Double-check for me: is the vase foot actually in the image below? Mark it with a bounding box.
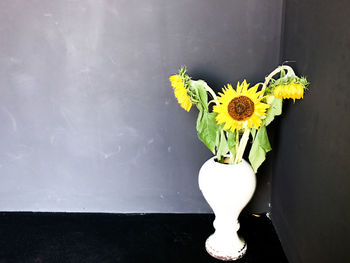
[205,235,247,261]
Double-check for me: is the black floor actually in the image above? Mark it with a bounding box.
[0,213,288,263]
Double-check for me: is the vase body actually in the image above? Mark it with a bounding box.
[198,157,256,261]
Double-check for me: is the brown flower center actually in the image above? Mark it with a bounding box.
[227,96,255,121]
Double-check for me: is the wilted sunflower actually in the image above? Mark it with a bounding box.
[274,82,304,101]
[272,76,308,101]
[213,80,269,132]
[169,74,192,112]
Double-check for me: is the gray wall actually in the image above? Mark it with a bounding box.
[0,0,283,213]
[272,0,350,262]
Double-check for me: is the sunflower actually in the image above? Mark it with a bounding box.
[169,74,192,112]
[273,82,304,101]
[213,80,269,132]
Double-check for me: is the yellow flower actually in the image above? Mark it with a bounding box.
[213,80,269,132]
[169,75,192,112]
[274,82,304,101]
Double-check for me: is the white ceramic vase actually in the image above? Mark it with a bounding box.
[198,156,256,261]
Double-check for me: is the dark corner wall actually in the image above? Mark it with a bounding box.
[0,0,283,213]
[272,0,350,262]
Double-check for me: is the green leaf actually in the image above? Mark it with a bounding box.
[257,125,272,152]
[250,128,257,140]
[226,130,237,162]
[248,125,272,173]
[196,105,204,130]
[227,130,236,151]
[191,80,210,112]
[264,97,283,126]
[216,131,229,161]
[196,111,218,154]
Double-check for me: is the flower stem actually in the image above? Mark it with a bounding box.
[234,129,250,164]
[204,85,218,104]
[260,65,296,97]
[235,130,239,161]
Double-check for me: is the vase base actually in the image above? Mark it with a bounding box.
[205,235,247,261]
